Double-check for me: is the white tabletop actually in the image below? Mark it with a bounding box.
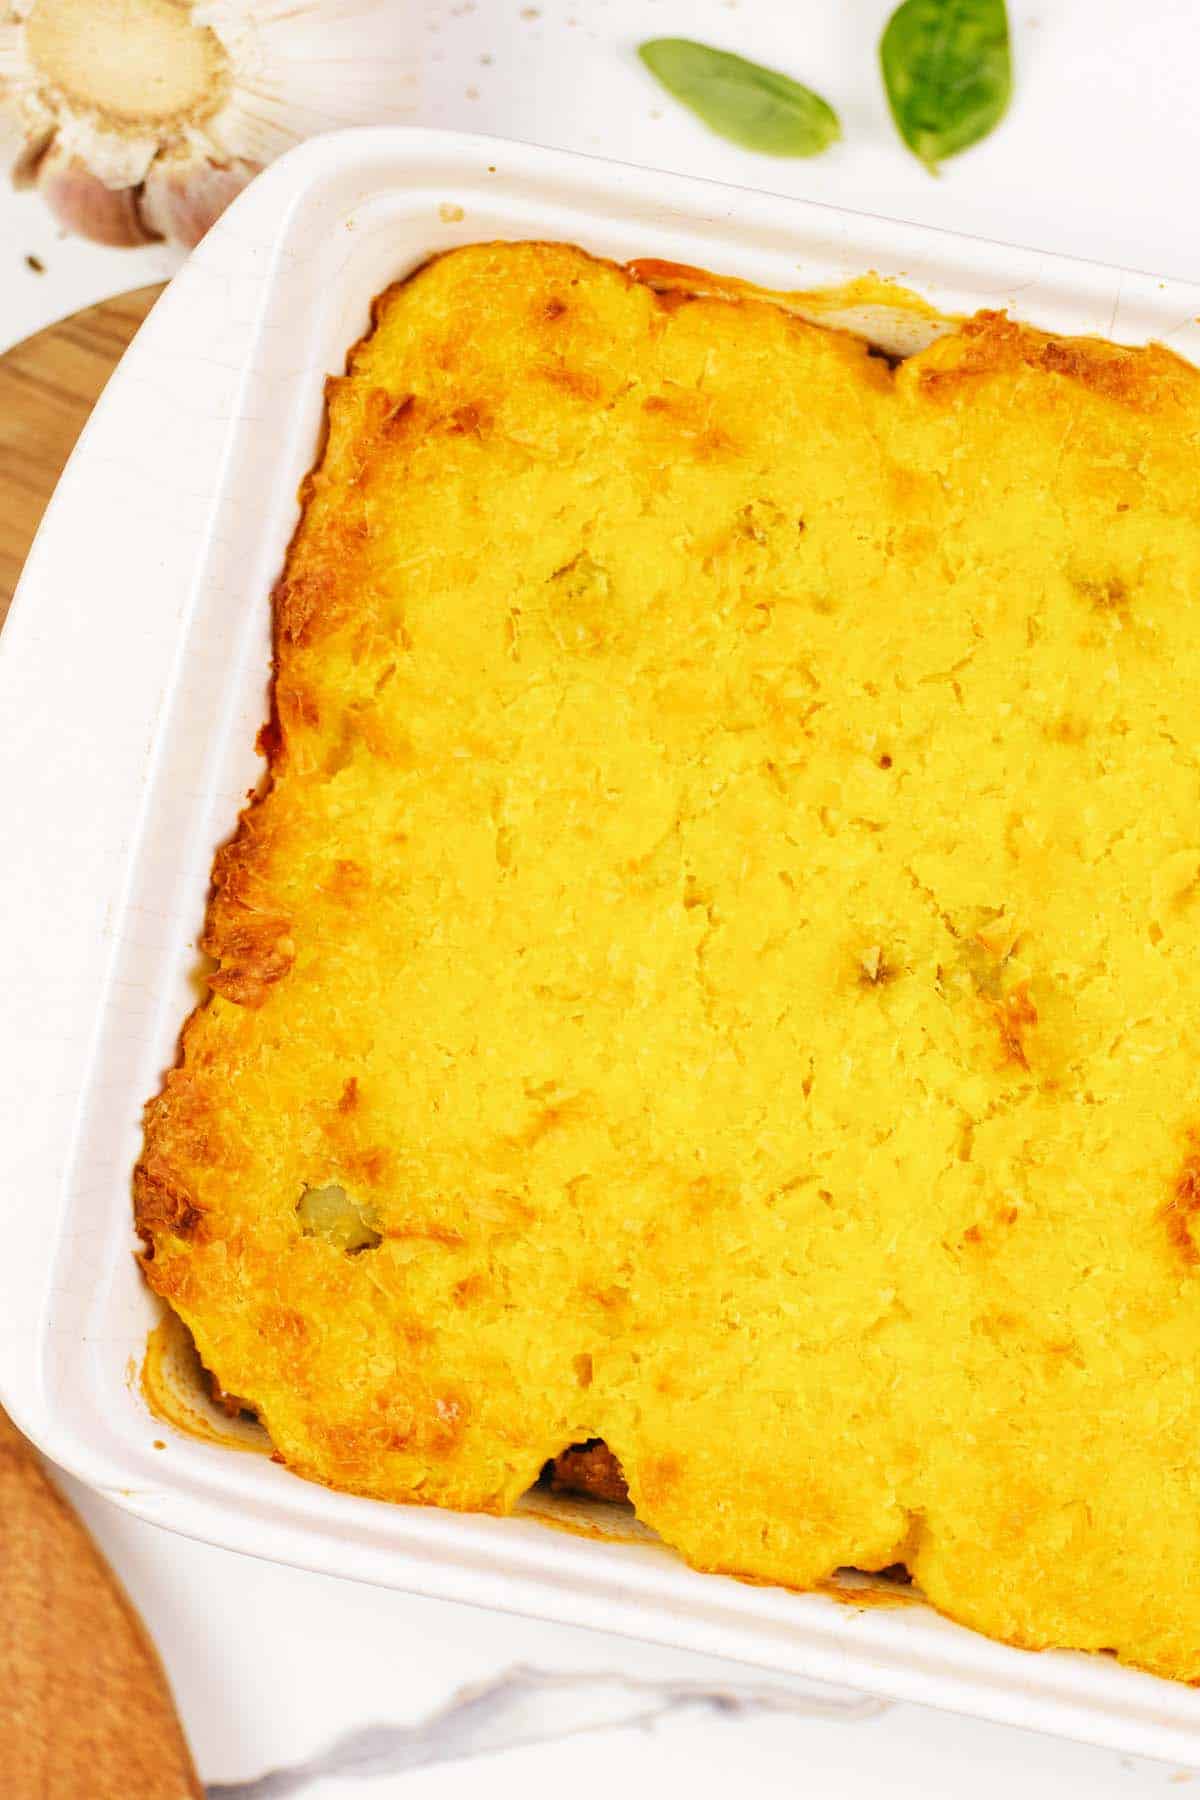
[11,1,1200,1791]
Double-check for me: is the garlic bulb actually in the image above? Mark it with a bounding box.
[0,0,418,248]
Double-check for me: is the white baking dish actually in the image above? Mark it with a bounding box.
[4,126,1200,1765]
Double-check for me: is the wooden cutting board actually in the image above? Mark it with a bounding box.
[0,285,200,1797]
[0,1410,201,1798]
[0,283,164,625]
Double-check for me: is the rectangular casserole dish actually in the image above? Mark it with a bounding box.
[4,125,1200,1763]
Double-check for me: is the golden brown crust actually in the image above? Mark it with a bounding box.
[914,307,1196,409]
[1163,1137,1200,1267]
[139,241,1200,1683]
[135,1067,220,1244]
[133,1159,205,1244]
[0,1409,202,1797]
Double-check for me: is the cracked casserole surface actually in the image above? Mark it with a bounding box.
[138,241,1200,1680]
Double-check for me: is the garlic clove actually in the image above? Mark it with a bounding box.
[2,0,419,248]
[194,0,419,166]
[0,16,47,183]
[36,143,160,246]
[9,124,53,188]
[139,150,259,248]
[24,0,232,133]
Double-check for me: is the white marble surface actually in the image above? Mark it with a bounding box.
[8,1,1200,1791]
[57,1471,1195,1796]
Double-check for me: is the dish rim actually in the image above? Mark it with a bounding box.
[4,125,1200,1764]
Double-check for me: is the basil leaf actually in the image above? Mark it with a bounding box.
[879,0,1011,171]
[638,38,840,158]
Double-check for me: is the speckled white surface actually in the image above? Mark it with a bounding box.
[5,4,1200,1793]
[7,0,1200,350]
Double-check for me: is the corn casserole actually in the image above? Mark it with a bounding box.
[137,241,1200,1681]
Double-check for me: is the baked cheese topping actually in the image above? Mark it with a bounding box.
[138,242,1200,1680]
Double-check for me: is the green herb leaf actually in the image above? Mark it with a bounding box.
[638,38,840,159]
[879,0,1011,172]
